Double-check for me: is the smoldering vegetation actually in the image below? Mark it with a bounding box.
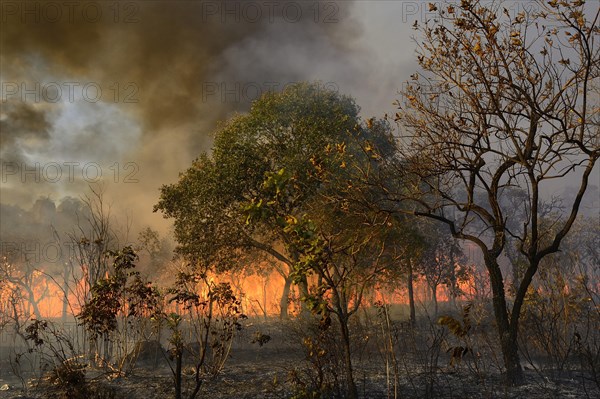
[0,172,598,399]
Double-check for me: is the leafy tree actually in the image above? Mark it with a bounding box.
[245,171,388,399]
[390,0,599,384]
[155,82,362,318]
[137,227,161,261]
[243,118,403,399]
[313,117,428,325]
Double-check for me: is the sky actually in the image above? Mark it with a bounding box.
[1,0,598,236]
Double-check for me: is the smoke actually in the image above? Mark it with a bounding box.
[1,0,405,234]
[0,101,52,163]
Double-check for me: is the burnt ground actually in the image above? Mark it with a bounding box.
[0,319,598,399]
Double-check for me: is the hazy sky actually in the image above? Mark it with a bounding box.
[1,0,598,234]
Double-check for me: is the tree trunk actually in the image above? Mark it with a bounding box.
[62,264,69,323]
[407,261,416,325]
[298,276,310,313]
[448,253,458,310]
[24,286,42,320]
[449,287,457,311]
[338,314,358,399]
[174,343,182,399]
[103,334,110,369]
[431,286,438,317]
[485,254,523,384]
[262,276,269,320]
[501,329,522,385]
[279,276,292,319]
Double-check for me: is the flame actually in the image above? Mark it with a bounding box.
[1,259,489,322]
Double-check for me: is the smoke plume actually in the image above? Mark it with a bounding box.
[1,0,400,234]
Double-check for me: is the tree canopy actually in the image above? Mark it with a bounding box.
[155,82,362,272]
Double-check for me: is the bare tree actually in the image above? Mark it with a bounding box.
[0,253,50,321]
[62,185,120,364]
[390,0,599,384]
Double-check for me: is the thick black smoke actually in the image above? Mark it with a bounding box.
[0,0,379,232]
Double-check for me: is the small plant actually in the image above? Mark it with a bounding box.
[77,246,160,373]
[47,360,87,399]
[24,319,88,399]
[285,316,344,399]
[251,330,272,347]
[160,271,246,399]
[435,302,499,392]
[438,303,473,367]
[519,269,596,374]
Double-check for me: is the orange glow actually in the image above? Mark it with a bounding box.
[1,260,490,321]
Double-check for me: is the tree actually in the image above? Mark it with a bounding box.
[365,217,425,326]
[60,186,131,365]
[245,168,391,399]
[67,186,117,310]
[77,246,160,372]
[243,117,403,399]
[136,227,161,263]
[135,226,173,274]
[0,254,48,320]
[389,0,599,384]
[155,82,362,318]
[416,221,470,315]
[161,270,245,399]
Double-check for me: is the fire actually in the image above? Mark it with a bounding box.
[1,258,488,323]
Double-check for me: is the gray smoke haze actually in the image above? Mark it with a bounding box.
[1,0,416,235]
[0,102,52,163]
[4,1,592,242]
